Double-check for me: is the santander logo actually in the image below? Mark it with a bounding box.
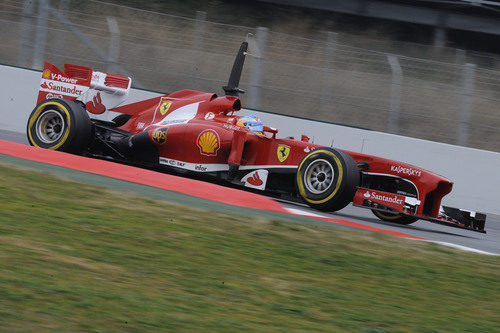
[40,80,84,97]
[247,172,263,186]
[364,191,403,205]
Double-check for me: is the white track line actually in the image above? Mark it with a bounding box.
[426,241,498,256]
[285,207,328,218]
[284,207,499,256]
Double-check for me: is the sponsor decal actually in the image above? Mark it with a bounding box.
[137,122,145,129]
[156,101,199,125]
[159,101,172,116]
[197,129,220,156]
[241,169,269,190]
[152,127,168,144]
[50,73,78,84]
[45,93,63,99]
[92,72,103,82]
[277,144,290,163]
[227,117,234,123]
[364,191,403,205]
[247,172,263,186]
[204,112,215,120]
[159,158,228,172]
[223,124,239,131]
[304,146,310,153]
[85,92,106,114]
[160,158,186,168]
[390,165,422,177]
[40,80,85,97]
[42,69,51,78]
[195,164,208,172]
[161,119,186,125]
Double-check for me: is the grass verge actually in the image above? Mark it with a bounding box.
[0,163,499,332]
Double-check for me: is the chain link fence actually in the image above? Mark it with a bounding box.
[1,0,499,152]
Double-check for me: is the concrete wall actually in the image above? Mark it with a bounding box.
[2,64,499,215]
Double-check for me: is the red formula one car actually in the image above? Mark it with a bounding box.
[26,42,486,233]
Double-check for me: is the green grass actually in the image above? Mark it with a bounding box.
[0,163,499,332]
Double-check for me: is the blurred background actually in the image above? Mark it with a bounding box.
[1,0,499,151]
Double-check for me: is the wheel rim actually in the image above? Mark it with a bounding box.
[303,159,335,194]
[35,109,66,144]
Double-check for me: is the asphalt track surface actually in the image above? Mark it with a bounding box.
[2,129,499,255]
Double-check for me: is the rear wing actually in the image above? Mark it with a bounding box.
[38,62,131,117]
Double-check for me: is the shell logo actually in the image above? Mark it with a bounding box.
[43,69,51,78]
[197,129,220,156]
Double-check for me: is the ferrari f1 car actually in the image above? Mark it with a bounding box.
[26,42,486,233]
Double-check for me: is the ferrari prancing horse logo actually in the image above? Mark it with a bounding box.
[277,144,290,163]
[159,101,172,116]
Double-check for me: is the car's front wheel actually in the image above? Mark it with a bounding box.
[27,99,92,154]
[296,147,360,212]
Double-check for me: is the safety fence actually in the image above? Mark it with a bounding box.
[1,0,499,151]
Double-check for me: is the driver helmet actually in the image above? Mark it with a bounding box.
[236,114,263,133]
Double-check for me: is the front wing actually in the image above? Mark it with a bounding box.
[352,187,486,233]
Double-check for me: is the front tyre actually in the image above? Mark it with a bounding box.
[296,147,360,212]
[371,210,419,225]
[27,99,92,154]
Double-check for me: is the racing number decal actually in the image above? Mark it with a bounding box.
[277,144,290,162]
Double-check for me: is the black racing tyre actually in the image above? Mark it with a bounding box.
[296,147,360,212]
[371,210,419,225]
[26,99,92,154]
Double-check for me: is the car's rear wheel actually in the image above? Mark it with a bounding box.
[27,99,92,153]
[371,210,419,225]
[296,147,360,212]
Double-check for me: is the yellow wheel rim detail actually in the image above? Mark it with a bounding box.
[297,149,344,204]
[373,210,402,220]
[28,101,71,150]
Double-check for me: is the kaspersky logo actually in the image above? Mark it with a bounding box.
[364,191,403,205]
[390,165,422,177]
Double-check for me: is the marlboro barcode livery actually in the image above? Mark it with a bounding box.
[26,42,486,233]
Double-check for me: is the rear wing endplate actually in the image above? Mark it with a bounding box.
[38,62,132,117]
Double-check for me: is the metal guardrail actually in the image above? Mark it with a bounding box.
[1,0,499,152]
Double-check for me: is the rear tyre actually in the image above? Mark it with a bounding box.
[371,210,419,225]
[27,99,92,154]
[296,147,360,212]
